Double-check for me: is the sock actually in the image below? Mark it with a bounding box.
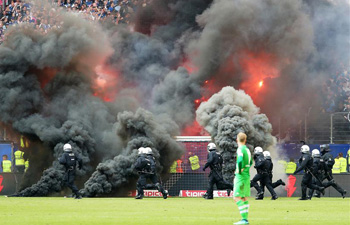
[243,200,249,220]
[236,200,248,220]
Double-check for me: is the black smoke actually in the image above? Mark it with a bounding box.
[83,108,184,197]
[196,86,276,181]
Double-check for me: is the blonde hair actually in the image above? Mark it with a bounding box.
[237,132,247,143]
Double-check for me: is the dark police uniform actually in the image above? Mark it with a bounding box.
[316,151,347,198]
[134,154,167,199]
[260,157,284,195]
[307,154,334,199]
[294,153,325,200]
[59,150,83,198]
[203,149,233,199]
[251,154,277,199]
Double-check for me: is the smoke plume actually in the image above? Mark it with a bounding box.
[196,86,276,181]
[83,108,184,197]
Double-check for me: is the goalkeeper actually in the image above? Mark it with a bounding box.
[233,132,253,225]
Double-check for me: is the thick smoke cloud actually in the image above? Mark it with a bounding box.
[0,0,348,196]
[196,86,276,181]
[83,108,184,197]
[107,29,201,131]
[187,0,347,130]
[0,2,198,196]
[0,14,122,196]
[188,0,313,82]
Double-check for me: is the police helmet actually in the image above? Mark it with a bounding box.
[312,149,320,157]
[263,151,271,158]
[145,147,153,155]
[254,146,263,154]
[320,144,330,153]
[207,143,216,152]
[138,147,145,155]
[63,143,72,152]
[300,145,310,153]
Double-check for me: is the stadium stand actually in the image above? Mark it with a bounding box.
[0,0,152,44]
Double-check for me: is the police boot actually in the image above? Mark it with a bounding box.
[74,191,82,199]
[271,195,278,200]
[204,195,213,200]
[314,193,321,198]
[163,191,168,199]
[342,190,347,199]
[255,192,264,200]
[227,189,232,197]
[135,195,143,200]
[320,187,325,196]
[202,192,208,198]
[74,194,82,199]
[301,185,307,200]
[279,179,286,186]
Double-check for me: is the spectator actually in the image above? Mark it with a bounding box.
[188,151,200,171]
[347,149,350,173]
[14,147,25,173]
[2,154,12,172]
[285,158,297,174]
[169,160,177,173]
[332,155,341,174]
[338,153,347,173]
[169,158,184,173]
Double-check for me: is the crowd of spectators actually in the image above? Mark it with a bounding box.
[322,67,350,114]
[0,0,152,43]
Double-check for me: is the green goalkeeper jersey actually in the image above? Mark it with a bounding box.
[235,145,252,177]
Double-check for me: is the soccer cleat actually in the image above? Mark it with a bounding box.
[227,189,232,197]
[135,195,143,200]
[204,196,213,200]
[271,195,278,200]
[234,219,249,224]
[342,190,347,199]
[298,197,308,200]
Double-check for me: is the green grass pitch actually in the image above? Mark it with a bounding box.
[1,197,349,225]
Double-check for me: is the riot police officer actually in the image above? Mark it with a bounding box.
[307,149,335,199]
[134,147,167,200]
[202,143,233,199]
[260,151,285,194]
[316,144,347,198]
[294,145,325,200]
[59,143,83,199]
[251,147,278,200]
